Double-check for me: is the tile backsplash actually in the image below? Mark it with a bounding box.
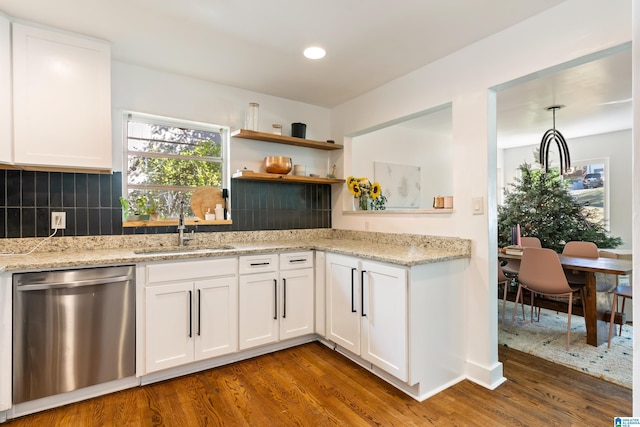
[0,170,331,238]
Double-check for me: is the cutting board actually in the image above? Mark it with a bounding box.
[190,187,223,219]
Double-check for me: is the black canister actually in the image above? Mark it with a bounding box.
[291,122,307,139]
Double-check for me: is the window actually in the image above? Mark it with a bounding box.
[124,112,229,220]
[565,160,607,227]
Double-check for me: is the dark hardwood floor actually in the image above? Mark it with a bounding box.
[4,342,631,426]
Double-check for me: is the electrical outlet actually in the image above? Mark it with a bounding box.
[51,212,66,230]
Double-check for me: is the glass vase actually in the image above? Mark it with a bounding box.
[359,196,369,210]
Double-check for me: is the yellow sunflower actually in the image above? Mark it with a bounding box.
[348,180,362,197]
[370,182,381,199]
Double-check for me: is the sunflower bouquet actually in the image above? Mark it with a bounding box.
[346,176,386,210]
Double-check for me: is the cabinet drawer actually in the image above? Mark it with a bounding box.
[146,257,238,284]
[279,251,314,271]
[239,254,278,275]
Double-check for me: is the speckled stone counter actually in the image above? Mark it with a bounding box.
[0,229,471,272]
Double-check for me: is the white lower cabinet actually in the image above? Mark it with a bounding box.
[144,258,238,373]
[326,253,408,381]
[239,252,314,350]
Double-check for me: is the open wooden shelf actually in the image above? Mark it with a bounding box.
[232,170,344,184]
[231,129,342,151]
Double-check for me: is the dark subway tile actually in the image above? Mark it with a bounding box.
[50,172,63,208]
[100,174,111,208]
[75,208,88,236]
[87,174,100,207]
[0,170,5,206]
[0,208,5,238]
[21,208,36,237]
[35,172,49,207]
[75,174,88,208]
[63,208,76,237]
[112,172,122,208]
[21,171,35,207]
[6,170,21,206]
[111,208,122,235]
[36,208,49,237]
[88,208,100,235]
[100,208,112,234]
[62,173,75,207]
[6,208,20,238]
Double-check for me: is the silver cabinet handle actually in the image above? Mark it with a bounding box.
[273,279,278,320]
[283,278,287,318]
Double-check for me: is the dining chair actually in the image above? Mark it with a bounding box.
[498,262,523,329]
[520,236,542,248]
[510,247,585,350]
[501,235,542,278]
[562,241,599,286]
[608,285,633,348]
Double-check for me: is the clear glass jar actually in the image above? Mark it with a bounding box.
[246,102,259,131]
[272,124,282,135]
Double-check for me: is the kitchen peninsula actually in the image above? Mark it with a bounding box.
[0,229,471,421]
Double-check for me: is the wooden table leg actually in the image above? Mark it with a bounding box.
[583,272,608,346]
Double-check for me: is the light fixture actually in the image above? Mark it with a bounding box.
[303,46,326,59]
[539,105,571,175]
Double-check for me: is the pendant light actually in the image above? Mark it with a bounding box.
[539,105,571,175]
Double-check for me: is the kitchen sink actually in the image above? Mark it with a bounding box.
[133,245,236,255]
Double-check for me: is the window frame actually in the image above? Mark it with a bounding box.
[122,111,231,222]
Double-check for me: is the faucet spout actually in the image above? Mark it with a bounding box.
[177,195,193,246]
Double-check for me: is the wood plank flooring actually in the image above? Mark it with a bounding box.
[4,342,632,426]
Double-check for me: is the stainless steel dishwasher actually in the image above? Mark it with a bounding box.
[13,265,135,403]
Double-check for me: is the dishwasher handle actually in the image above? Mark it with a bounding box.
[16,275,134,291]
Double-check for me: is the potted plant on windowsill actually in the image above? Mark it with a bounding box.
[120,195,158,221]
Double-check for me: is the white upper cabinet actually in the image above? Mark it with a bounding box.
[12,22,112,171]
[0,14,10,164]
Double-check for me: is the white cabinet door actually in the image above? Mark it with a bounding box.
[145,281,194,373]
[195,276,238,360]
[280,268,314,340]
[361,260,408,381]
[238,271,279,350]
[12,23,111,170]
[326,253,360,354]
[0,15,10,164]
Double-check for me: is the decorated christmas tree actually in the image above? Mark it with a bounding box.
[498,163,621,252]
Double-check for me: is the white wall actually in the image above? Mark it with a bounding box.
[500,130,632,248]
[331,0,632,399]
[110,61,332,176]
[352,124,452,208]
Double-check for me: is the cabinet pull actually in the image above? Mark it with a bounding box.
[188,290,193,338]
[273,279,278,320]
[283,278,287,318]
[197,289,202,336]
[351,267,357,313]
[361,270,367,317]
[288,258,307,263]
[250,262,271,266]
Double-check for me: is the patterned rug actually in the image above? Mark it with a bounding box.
[499,300,632,389]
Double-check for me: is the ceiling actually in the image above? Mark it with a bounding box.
[0,0,631,147]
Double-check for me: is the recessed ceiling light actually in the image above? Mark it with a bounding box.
[304,47,326,59]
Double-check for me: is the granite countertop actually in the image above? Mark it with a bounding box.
[0,229,471,272]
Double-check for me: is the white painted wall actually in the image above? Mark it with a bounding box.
[501,129,632,248]
[331,0,633,401]
[110,61,332,176]
[352,122,452,209]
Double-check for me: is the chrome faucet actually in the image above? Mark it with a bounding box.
[177,195,194,246]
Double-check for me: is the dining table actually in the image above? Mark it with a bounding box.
[499,251,633,347]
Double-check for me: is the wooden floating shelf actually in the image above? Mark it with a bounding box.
[231,129,342,151]
[123,219,232,227]
[232,170,345,184]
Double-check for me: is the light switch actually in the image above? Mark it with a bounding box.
[472,197,484,215]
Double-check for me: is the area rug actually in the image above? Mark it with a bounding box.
[499,300,632,388]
